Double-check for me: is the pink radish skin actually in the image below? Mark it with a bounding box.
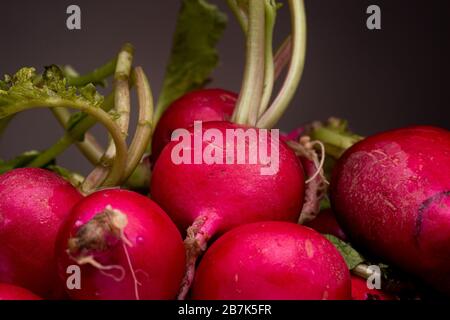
[351,276,395,301]
[151,121,305,299]
[0,283,42,300]
[55,189,185,300]
[152,89,237,161]
[0,168,83,298]
[191,222,352,300]
[304,209,348,242]
[331,126,450,294]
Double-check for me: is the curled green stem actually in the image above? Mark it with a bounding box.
[122,67,154,182]
[28,94,114,168]
[257,0,307,129]
[83,44,134,191]
[0,99,128,190]
[231,0,266,126]
[66,58,117,87]
[258,1,278,117]
[50,107,104,164]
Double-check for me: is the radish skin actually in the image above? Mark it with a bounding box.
[151,121,305,299]
[191,222,352,300]
[152,89,237,161]
[331,126,450,294]
[0,168,83,298]
[55,189,185,300]
[0,283,42,300]
[304,209,348,242]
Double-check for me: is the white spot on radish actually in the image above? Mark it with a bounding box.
[305,239,314,258]
[234,274,239,283]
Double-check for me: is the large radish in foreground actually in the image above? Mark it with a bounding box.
[0,168,83,298]
[0,283,42,300]
[151,121,305,298]
[331,126,450,294]
[55,189,185,300]
[151,89,237,161]
[191,222,351,300]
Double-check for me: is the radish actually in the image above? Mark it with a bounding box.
[191,221,351,300]
[0,168,83,298]
[151,89,237,161]
[151,121,305,299]
[55,189,185,300]
[304,208,348,242]
[331,126,450,294]
[0,283,42,300]
[351,276,395,300]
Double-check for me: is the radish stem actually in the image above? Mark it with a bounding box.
[50,107,104,164]
[0,99,127,190]
[231,0,266,126]
[84,44,134,190]
[66,58,117,87]
[122,67,154,182]
[226,0,248,34]
[257,0,307,129]
[29,94,114,168]
[274,36,292,80]
[258,1,278,117]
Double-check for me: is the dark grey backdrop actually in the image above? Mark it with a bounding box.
[0,0,448,174]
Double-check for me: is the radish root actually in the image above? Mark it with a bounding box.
[178,216,214,300]
[287,136,328,224]
[67,205,141,299]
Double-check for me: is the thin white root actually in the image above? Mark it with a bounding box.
[73,254,126,282]
[305,140,328,184]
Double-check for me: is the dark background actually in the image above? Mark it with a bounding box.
[0,0,448,174]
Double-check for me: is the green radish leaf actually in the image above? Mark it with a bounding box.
[0,66,104,110]
[155,0,227,122]
[324,234,365,270]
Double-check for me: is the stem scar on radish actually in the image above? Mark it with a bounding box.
[56,189,185,300]
[151,121,305,299]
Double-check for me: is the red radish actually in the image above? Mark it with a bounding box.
[0,283,42,300]
[0,168,83,298]
[55,189,185,300]
[351,276,395,300]
[331,126,450,294]
[151,89,237,161]
[304,208,348,241]
[151,121,305,299]
[191,222,352,300]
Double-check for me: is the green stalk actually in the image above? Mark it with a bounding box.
[66,58,117,87]
[83,44,134,191]
[257,0,307,129]
[274,35,292,80]
[0,99,128,188]
[231,0,266,126]
[28,94,114,167]
[50,107,104,164]
[226,0,248,33]
[122,67,154,182]
[258,1,278,117]
[310,126,363,159]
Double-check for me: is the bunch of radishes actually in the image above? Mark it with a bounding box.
[0,0,449,301]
